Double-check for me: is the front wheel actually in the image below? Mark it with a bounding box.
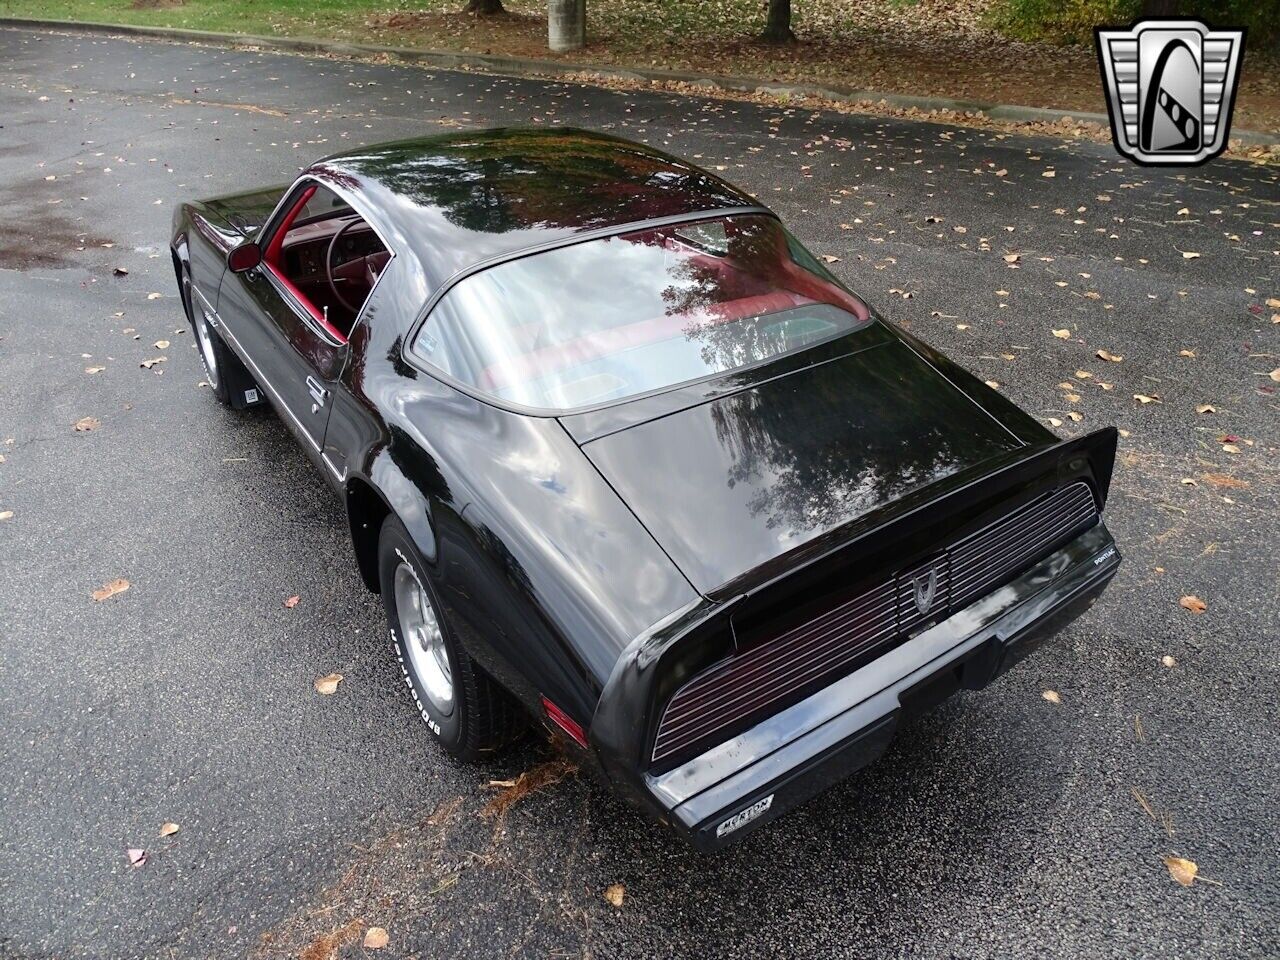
[181,268,261,409]
[377,514,524,761]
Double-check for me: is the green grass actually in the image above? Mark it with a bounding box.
[0,0,975,51]
[0,0,775,46]
[1,0,422,38]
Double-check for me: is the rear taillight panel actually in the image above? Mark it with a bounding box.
[651,482,1099,766]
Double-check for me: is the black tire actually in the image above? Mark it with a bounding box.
[377,514,524,761]
[180,268,262,410]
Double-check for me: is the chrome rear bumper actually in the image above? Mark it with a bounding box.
[643,521,1120,851]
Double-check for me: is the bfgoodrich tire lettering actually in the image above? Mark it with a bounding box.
[377,514,524,760]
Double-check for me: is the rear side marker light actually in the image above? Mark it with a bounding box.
[541,696,587,748]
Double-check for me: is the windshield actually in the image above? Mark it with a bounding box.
[411,214,871,410]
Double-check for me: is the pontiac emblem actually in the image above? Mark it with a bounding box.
[912,567,939,616]
[1095,19,1245,166]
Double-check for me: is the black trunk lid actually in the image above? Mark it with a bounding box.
[575,337,1026,596]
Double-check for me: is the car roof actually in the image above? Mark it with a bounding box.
[309,127,761,292]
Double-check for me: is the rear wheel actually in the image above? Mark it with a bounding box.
[377,514,524,760]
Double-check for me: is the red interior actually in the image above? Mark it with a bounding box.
[262,185,350,343]
[479,291,816,390]
[477,229,867,391]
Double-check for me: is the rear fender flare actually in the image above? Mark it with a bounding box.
[345,451,439,593]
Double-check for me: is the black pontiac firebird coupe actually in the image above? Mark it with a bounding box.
[171,128,1120,849]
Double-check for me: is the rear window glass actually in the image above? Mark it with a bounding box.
[412,214,871,410]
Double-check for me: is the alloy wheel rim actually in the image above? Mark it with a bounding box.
[189,281,220,390]
[393,562,454,717]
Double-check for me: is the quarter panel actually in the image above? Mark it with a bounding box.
[345,272,699,721]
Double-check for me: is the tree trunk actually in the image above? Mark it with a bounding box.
[463,0,506,14]
[761,0,796,44]
[548,0,586,52]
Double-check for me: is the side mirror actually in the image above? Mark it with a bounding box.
[228,242,262,273]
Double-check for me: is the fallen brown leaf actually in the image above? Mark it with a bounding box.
[1161,655,1177,668]
[146,292,163,300]
[1052,328,1071,339]
[159,822,180,838]
[1270,368,1280,383]
[1179,595,1207,615]
[1096,349,1124,362]
[0,510,12,522]
[1195,404,1216,414]
[820,254,840,263]
[363,927,390,950]
[1162,855,1198,886]
[984,380,1000,390]
[314,673,343,695]
[604,883,625,908]
[74,416,101,432]
[85,365,106,374]
[1134,394,1161,404]
[1042,690,1061,704]
[153,339,170,349]
[140,357,166,369]
[92,578,130,602]
[1181,251,1201,260]
[126,848,147,867]
[283,595,301,609]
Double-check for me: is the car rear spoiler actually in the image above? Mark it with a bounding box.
[715,426,1118,605]
[590,426,1118,792]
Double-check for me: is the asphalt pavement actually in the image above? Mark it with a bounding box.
[0,25,1277,960]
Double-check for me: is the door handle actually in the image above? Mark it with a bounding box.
[306,375,329,410]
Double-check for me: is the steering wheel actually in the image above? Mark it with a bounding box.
[326,217,367,316]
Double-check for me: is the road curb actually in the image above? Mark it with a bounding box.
[3,16,1276,147]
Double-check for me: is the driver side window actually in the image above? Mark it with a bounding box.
[262,182,390,343]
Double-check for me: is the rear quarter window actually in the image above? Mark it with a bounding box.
[411,214,870,411]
